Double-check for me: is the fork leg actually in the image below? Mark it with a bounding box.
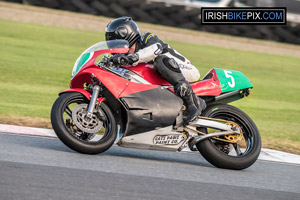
[86,85,100,119]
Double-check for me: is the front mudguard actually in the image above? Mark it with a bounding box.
[59,88,91,100]
[59,88,105,102]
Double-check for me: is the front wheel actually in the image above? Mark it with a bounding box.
[196,104,261,170]
[51,92,117,154]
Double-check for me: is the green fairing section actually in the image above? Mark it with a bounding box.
[71,52,91,79]
[214,68,253,93]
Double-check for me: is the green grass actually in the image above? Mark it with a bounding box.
[0,19,300,153]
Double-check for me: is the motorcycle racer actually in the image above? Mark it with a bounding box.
[105,16,206,126]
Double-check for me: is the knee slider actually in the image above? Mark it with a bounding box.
[163,57,181,73]
[154,56,181,73]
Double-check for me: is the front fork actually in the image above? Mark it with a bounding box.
[86,85,100,119]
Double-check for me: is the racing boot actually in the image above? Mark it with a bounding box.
[175,82,206,126]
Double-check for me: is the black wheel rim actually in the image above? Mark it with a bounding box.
[61,94,113,144]
[204,111,255,158]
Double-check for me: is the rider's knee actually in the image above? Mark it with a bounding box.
[154,55,181,74]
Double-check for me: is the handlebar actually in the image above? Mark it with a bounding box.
[118,57,127,66]
[98,53,128,68]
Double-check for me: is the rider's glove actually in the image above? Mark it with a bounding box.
[110,53,139,66]
[127,53,139,66]
[110,54,129,66]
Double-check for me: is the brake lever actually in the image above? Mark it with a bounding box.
[107,61,114,68]
[97,54,113,68]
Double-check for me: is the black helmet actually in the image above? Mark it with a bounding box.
[105,17,140,47]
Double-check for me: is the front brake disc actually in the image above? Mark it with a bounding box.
[72,104,103,134]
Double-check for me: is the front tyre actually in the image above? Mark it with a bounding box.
[51,92,117,154]
[196,104,261,170]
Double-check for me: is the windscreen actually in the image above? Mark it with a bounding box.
[71,40,129,79]
[83,40,129,54]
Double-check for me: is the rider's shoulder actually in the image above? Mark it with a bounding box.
[141,32,158,45]
[141,32,152,40]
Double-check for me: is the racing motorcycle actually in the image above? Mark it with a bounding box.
[51,40,261,170]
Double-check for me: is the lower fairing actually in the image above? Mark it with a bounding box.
[117,126,188,151]
[119,87,183,136]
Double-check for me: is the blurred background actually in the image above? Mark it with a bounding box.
[2,0,300,44]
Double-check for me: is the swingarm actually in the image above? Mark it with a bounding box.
[185,117,242,149]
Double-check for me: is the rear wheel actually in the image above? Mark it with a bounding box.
[196,104,261,170]
[51,92,117,154]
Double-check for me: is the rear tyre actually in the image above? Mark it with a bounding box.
[51,92,117,154]
[196,104,261,170]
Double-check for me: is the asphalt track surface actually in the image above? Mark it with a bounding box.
[1,133,300,200]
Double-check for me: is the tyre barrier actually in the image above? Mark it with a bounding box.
[3,0,300,45]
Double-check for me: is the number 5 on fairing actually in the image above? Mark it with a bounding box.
[224,70,235,88]
[214,68,253,93]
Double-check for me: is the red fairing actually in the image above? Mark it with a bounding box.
[71,67,158,98]
[123,63,170,85]
[125,65,222,97]
[191,68,222,96]
[70,46,159,98]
